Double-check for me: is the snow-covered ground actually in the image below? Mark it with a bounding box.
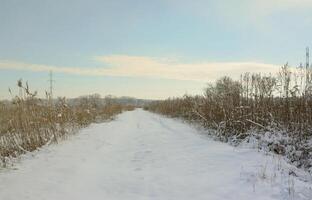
[0,109,311,200]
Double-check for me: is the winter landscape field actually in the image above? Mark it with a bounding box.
[1,0,312,200]
[0,109,312,200]
[1,78,312,200]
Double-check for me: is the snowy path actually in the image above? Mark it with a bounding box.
[0,109,311,200]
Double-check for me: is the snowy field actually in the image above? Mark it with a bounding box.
[0,109,311,200]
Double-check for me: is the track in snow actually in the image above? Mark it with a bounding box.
[0,109,311,200]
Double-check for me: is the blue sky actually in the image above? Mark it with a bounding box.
[0,0,312,99]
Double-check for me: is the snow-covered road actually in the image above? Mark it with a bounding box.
[0,109,311,200]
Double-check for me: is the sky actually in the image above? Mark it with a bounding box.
[0,0,312,99]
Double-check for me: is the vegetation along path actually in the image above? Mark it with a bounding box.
[0,109,311,200]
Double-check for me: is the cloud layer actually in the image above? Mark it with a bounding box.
[0,55,280,82]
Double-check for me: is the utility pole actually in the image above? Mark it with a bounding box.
[305,47,310,95]
[48,70,55,106]
[306,47,310,70]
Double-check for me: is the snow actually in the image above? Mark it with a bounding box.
[0,109,311,200]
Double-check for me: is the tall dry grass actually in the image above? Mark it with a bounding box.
[0,80,134,167]
[146,64,312,171]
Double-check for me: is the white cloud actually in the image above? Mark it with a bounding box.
[0,55,280,82]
